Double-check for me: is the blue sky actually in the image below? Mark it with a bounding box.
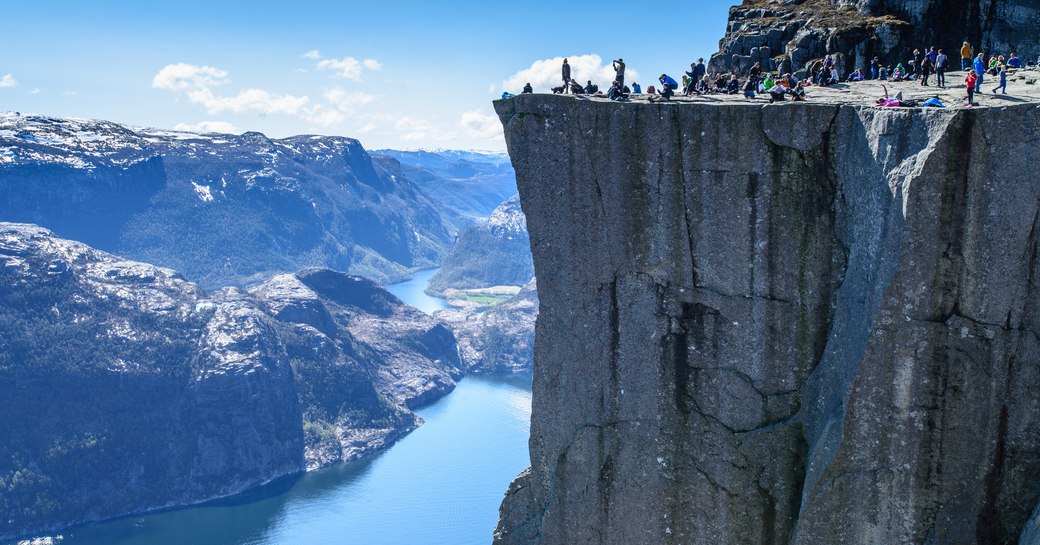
[1,1,732,150]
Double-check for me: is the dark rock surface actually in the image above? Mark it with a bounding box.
[428,195,534,295]
[711,0,1040,78]
[492,93,1040,544]
[0,113,455,288]
[0,223,461,541]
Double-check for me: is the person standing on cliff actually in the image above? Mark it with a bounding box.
[965,69,978,106]
[561,59,571,94]
[612,58,625,90]
[694,58,706,83]
[920,55,933,86]
[935,49,948,87]
[870,56,880,79]
[973,53,986,92]
[961,42,973,71]
[992,64,1008,94]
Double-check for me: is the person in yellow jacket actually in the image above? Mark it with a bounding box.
[961,42,973,71]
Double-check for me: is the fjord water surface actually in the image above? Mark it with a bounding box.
[45,269,531,545]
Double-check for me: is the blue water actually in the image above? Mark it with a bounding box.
[23,272,532,545]
[384,268,450,314]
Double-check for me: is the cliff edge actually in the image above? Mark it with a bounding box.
[493,94,1040,544]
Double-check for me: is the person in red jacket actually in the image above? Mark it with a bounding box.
[965,69,978,106]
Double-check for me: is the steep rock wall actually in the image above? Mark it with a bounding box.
[493,94,1040,544]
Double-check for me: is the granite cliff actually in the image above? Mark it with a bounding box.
[711,0,1040,77]
[0,223,461,541]
[493,94,1040,544]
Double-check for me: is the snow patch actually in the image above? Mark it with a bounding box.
[191,182,214,202]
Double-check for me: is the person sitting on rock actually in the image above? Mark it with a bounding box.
[653,74,678,101]
[891,64,906,81]
[1008,53,1022,69]
[726,75,740,94]
[697,74,711,94]
[768,82,787,103]
[879,65,889,80]
[713,74,727,92]
[569,80,585,94]
[522,82,533,94]
[791,81,807,101]
[761,74,775,92]
[584,80,598,94]
[847,69,865,82]
[742,76,756,99]
[606,80,625,101]
[632,82,641,93]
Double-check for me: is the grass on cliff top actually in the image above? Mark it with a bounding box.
[734,0,909,30]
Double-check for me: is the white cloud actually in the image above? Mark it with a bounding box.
[316,56,381,80]
[303,49,321,59]
[173,121,242,134]
[153,63,227,92]
[460,109,502,140]
[500,54,640,93]
[0,74,17,88]
[153,63,309,116]
[28,88,42,95]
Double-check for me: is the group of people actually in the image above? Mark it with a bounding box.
[516,42,1037,108]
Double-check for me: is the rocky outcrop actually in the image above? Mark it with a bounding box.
[437,278,538,375]
[0,113,455,288]
[0,223,461,541]
[711,0,1040,78]
[428,195,534,295]
[492,94,1040,544]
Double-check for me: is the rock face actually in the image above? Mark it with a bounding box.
[711,0,1040,78]
[493,94,1040,544]
[0,113,455,288]
[0,223,461,540]
[428,195,534,295]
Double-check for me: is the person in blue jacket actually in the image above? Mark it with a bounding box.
[992,64,1008,94]
[655,74,678,100]
[1007,53,1022,69]
[973,53,986,92]
[632,82,641,93]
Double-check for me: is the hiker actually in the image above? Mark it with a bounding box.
[847,68,865,82]
[993,65,1008,94]
[973,53,986,91]
[965,69,978,105]
[879,65,890,80]
[935,49,948,87]
[761,73,775,92]
[920,55,933,86]
[870,56,880,79]
[584,80,597,94]
[742,77,756,99]
[892,64,906,81]
[654,74,678,100]
[908,49,921,78]
[697,74,711,94]
[606,80,624,101]
[632,82,641,93]
[1008,53,1023,69]
[613,58,626,89]
[694,58,706,82]
[682,71,697,96]
[961,42,973,71]
[522,82,533,94]
[927,46,938,66]
[561,58,571,94]
[569,80,584,94]
[713,74,727,92]
[748,61,762,86]
[726,75,740,94]
[791,81,807,101]
[768,82,787,102]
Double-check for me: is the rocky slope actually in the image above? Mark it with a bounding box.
[711,0,1040,78]
[0,223,461,541]
[372,149,517,221]
[428,195,534,295]
[0,113,455,288]
[437,278,537,375]
[493,93,1040,544]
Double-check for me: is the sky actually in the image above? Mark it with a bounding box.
[1,1,733,150]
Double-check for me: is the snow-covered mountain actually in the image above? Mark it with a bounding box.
[0,112,456,288]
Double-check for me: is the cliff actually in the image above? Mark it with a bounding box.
[0,114,455,288]
[0,223,460,540]
[493,94,1040,544]
[711,0,1040,77]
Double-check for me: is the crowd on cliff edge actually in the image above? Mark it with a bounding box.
[506,43,1038,108]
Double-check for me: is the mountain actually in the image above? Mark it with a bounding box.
[427,194,533,295]
[0,113,456,289]
[437,278,537,375]
[0,222,461,541]
[372,149,516,221]
[493,90,1040,544]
